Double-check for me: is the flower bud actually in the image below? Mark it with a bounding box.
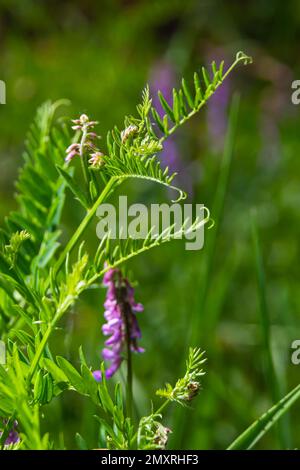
[121,124,138,144]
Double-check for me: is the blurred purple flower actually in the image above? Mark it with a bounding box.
[149,60,193,192]
[206,68,230,152]
[150,61,175,119]
[256,53,293,164]
[93,268,144,381]
[1,419,19,446]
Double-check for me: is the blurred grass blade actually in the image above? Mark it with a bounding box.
[189,93,240,344]
[251,211,291,448]
[228,384,300,450]
[75,432,88,450]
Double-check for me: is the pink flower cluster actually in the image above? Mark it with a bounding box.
[65,114,104,167]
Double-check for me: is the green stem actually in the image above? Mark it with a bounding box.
[161,53,249,143]
[33,404,42,450]
[52,177,116,279]
[154,399,170,416]
[27,323,53,385]
[79,127,91,203]
[124,304,133,420]
[126,343,133,420]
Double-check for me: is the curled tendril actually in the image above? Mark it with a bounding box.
[170,186,187,203]
[178,206,211,238]
[235,51,253,65]
[207,217,215,230]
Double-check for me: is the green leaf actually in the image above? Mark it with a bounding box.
[44,373,54,404]
[178,89,188,117]
[5,101,70,277]
[56,165,89,209]
[172,89,180,123]
[158,91,175,122]
[33,230,61,268]
[43,358,68,384]
[181,78,194,109]
[201,66,210,88]
[151,108,164,133]
[193,71,202,106]
[96,365,115,414]
[33,370,43,401]
[81,364,99,404]
[56,356,85,393]
[78,346,88,368]
[114,382,123,410]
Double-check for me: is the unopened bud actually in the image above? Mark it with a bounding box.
[121,125,138,144]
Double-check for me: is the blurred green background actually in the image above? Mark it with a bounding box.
[1,0,300,449]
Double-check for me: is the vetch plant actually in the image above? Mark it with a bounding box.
[0,52,277,451]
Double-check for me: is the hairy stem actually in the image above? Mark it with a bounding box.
[123,303,133,420]
[126,341,133,420]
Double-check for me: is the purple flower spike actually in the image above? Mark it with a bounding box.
[93,268,144,380]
